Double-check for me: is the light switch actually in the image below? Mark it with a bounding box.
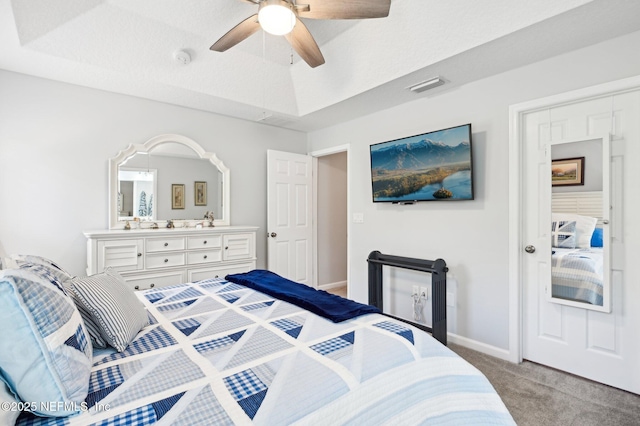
[353,213,364,223]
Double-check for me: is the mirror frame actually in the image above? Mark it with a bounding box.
[109,134,230,229]
[548,134,611,312]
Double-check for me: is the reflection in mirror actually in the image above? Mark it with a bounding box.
[549,136,610,312]
[109,134,230,229]
[118,167,157,220]
[118,147,222,221]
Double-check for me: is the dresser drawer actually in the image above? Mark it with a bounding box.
[187,262,255,282]
[123,271,185,291]
[187,235,222,250]
[146,237,185,253]
[187,249,222,265]
[146,252,185,269]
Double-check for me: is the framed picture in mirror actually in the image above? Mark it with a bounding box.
[172,184,185,209]
[551,157,584,186]
[195,181,207,206]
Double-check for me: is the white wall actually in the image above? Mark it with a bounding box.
[307,30,640,351]
[0,70,307,275]
[317,152,347,287]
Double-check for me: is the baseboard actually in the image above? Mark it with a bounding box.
[318,280,347,290]
[447,333,513,362]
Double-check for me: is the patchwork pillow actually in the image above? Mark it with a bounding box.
[551,220,577,248]
[0,267,92,417]
[66,268,149,352]
[10,254,74,284]
[591,227,604,247]
[551,213,597,248]
[0,379,20,426]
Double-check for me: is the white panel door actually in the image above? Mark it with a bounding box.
[267,150,313,285]
[522,93,639,393]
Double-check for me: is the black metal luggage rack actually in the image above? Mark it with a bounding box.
[367,251,448,345]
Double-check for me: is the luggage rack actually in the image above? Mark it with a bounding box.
[367,251,448,345]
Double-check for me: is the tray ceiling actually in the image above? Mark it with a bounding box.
[2,0,640,131]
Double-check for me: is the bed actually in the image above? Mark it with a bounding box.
[550,204,604,306]
[551,247,604,305]
[1,256,515,426]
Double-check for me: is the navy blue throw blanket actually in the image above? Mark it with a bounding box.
[225,269,381,323]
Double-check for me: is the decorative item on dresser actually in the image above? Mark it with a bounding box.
[84,226,257,291]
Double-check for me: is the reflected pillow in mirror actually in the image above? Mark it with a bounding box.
[551,213,597,248]
[551,220,577,248]
[591,227,604,247]
[66,268,149,352]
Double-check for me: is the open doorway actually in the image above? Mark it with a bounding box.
[312,147,349,298]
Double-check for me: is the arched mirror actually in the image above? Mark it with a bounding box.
[549,135,610,312]
[109,134,230,229]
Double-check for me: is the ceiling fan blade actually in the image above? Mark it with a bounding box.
[296,0,390,19]
[285,18,325,68]
[210,14,260,52]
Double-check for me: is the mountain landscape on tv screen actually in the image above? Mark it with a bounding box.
[371,139,470,170]
[371,136,472,201]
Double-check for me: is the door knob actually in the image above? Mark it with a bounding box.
[525,245,536,253]
[270,232,277,238]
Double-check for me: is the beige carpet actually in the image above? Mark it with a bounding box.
[449,343,640,426]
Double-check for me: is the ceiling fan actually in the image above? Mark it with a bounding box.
[210,0,391,68]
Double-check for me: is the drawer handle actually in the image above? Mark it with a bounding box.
[150,283,155,288]
[164,258,169,263]
[225,246,229,250]
[204,255,208,259]
[137,253,142,257]
[164,242,169,247]
[204,240,207,244]
[134,285,140,290]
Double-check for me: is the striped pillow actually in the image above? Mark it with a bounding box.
[64,281,108,349]
[67,268,149,352]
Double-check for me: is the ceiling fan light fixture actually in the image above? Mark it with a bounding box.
[258,0,296,36]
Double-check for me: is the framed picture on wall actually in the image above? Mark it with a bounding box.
[172,184,185,209]
[194,181,207,206]
[551,157,585,186]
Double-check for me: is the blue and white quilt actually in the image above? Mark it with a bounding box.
[552,247,604,305]
[18,278,515,425]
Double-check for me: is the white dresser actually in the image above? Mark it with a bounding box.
[84,226,258,291]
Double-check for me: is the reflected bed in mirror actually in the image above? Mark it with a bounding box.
[549,136,610,312]
[109,134,230,229]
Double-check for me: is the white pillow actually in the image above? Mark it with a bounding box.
[552,213,597,248]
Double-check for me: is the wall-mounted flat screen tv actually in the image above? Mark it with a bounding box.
[370,123,474,203]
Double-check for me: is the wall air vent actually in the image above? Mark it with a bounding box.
[256,113,297,128]
[406,77,445,93]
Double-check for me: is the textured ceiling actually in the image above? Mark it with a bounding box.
[2,0,640,131]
